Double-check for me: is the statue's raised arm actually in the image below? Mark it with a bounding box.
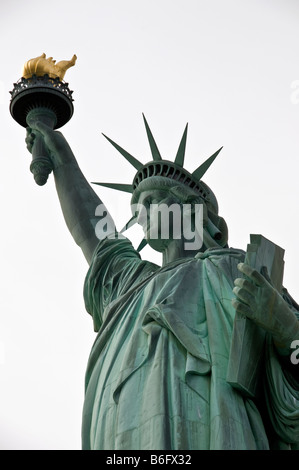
[25,121,114,264]
[9,53,115,264]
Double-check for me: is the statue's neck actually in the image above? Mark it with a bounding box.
[161,228,223,266]
[162,239,199,266]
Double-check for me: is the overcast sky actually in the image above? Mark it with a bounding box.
[1,0,299,450]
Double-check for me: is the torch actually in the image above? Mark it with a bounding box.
[9,53,77,186]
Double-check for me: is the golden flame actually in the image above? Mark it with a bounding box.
[22,53,77,81]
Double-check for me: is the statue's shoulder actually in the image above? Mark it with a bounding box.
[195,246,246,261]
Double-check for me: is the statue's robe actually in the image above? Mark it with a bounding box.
[82,236,299,450]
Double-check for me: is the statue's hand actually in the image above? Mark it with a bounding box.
[25,120,75,170]
[232,263,299,352]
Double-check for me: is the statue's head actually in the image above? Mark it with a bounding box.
[93,115,228,253]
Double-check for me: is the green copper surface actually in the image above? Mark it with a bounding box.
[142,113,163,161]
[102,133,143,170]
[191,146,223,180]
[23,115,299,451]
[92,182,134,193]
[174,123,188,167]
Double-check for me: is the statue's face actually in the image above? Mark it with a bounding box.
[135,188,201,252]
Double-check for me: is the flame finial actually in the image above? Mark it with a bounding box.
[22,53,77,81]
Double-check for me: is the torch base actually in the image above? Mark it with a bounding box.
[30,157,53,186]
[9,75,74,129]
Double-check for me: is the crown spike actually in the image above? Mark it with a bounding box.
[120,216,137,233]
[142,114,163,161]
[174,123,188,167]
[102,133,143,170]
[191,147,223,181]
[91,182,134,193]
[137,238,148,252]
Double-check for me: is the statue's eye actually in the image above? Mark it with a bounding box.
[142,196,152,208]
[136,207,148,225]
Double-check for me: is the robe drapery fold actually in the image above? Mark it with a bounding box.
[82,236,299,450]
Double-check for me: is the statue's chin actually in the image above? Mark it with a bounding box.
[146,237,170,253]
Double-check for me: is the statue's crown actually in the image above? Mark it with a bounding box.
[92,115,223,251]
[93,114,222,205]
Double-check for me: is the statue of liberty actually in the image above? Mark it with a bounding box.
[24,112,299,450]
[13,53,297,449]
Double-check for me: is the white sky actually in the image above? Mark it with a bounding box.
[1,0,299,450]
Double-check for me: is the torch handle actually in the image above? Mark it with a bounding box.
[30,133,54,186]
[27,108,57,186]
